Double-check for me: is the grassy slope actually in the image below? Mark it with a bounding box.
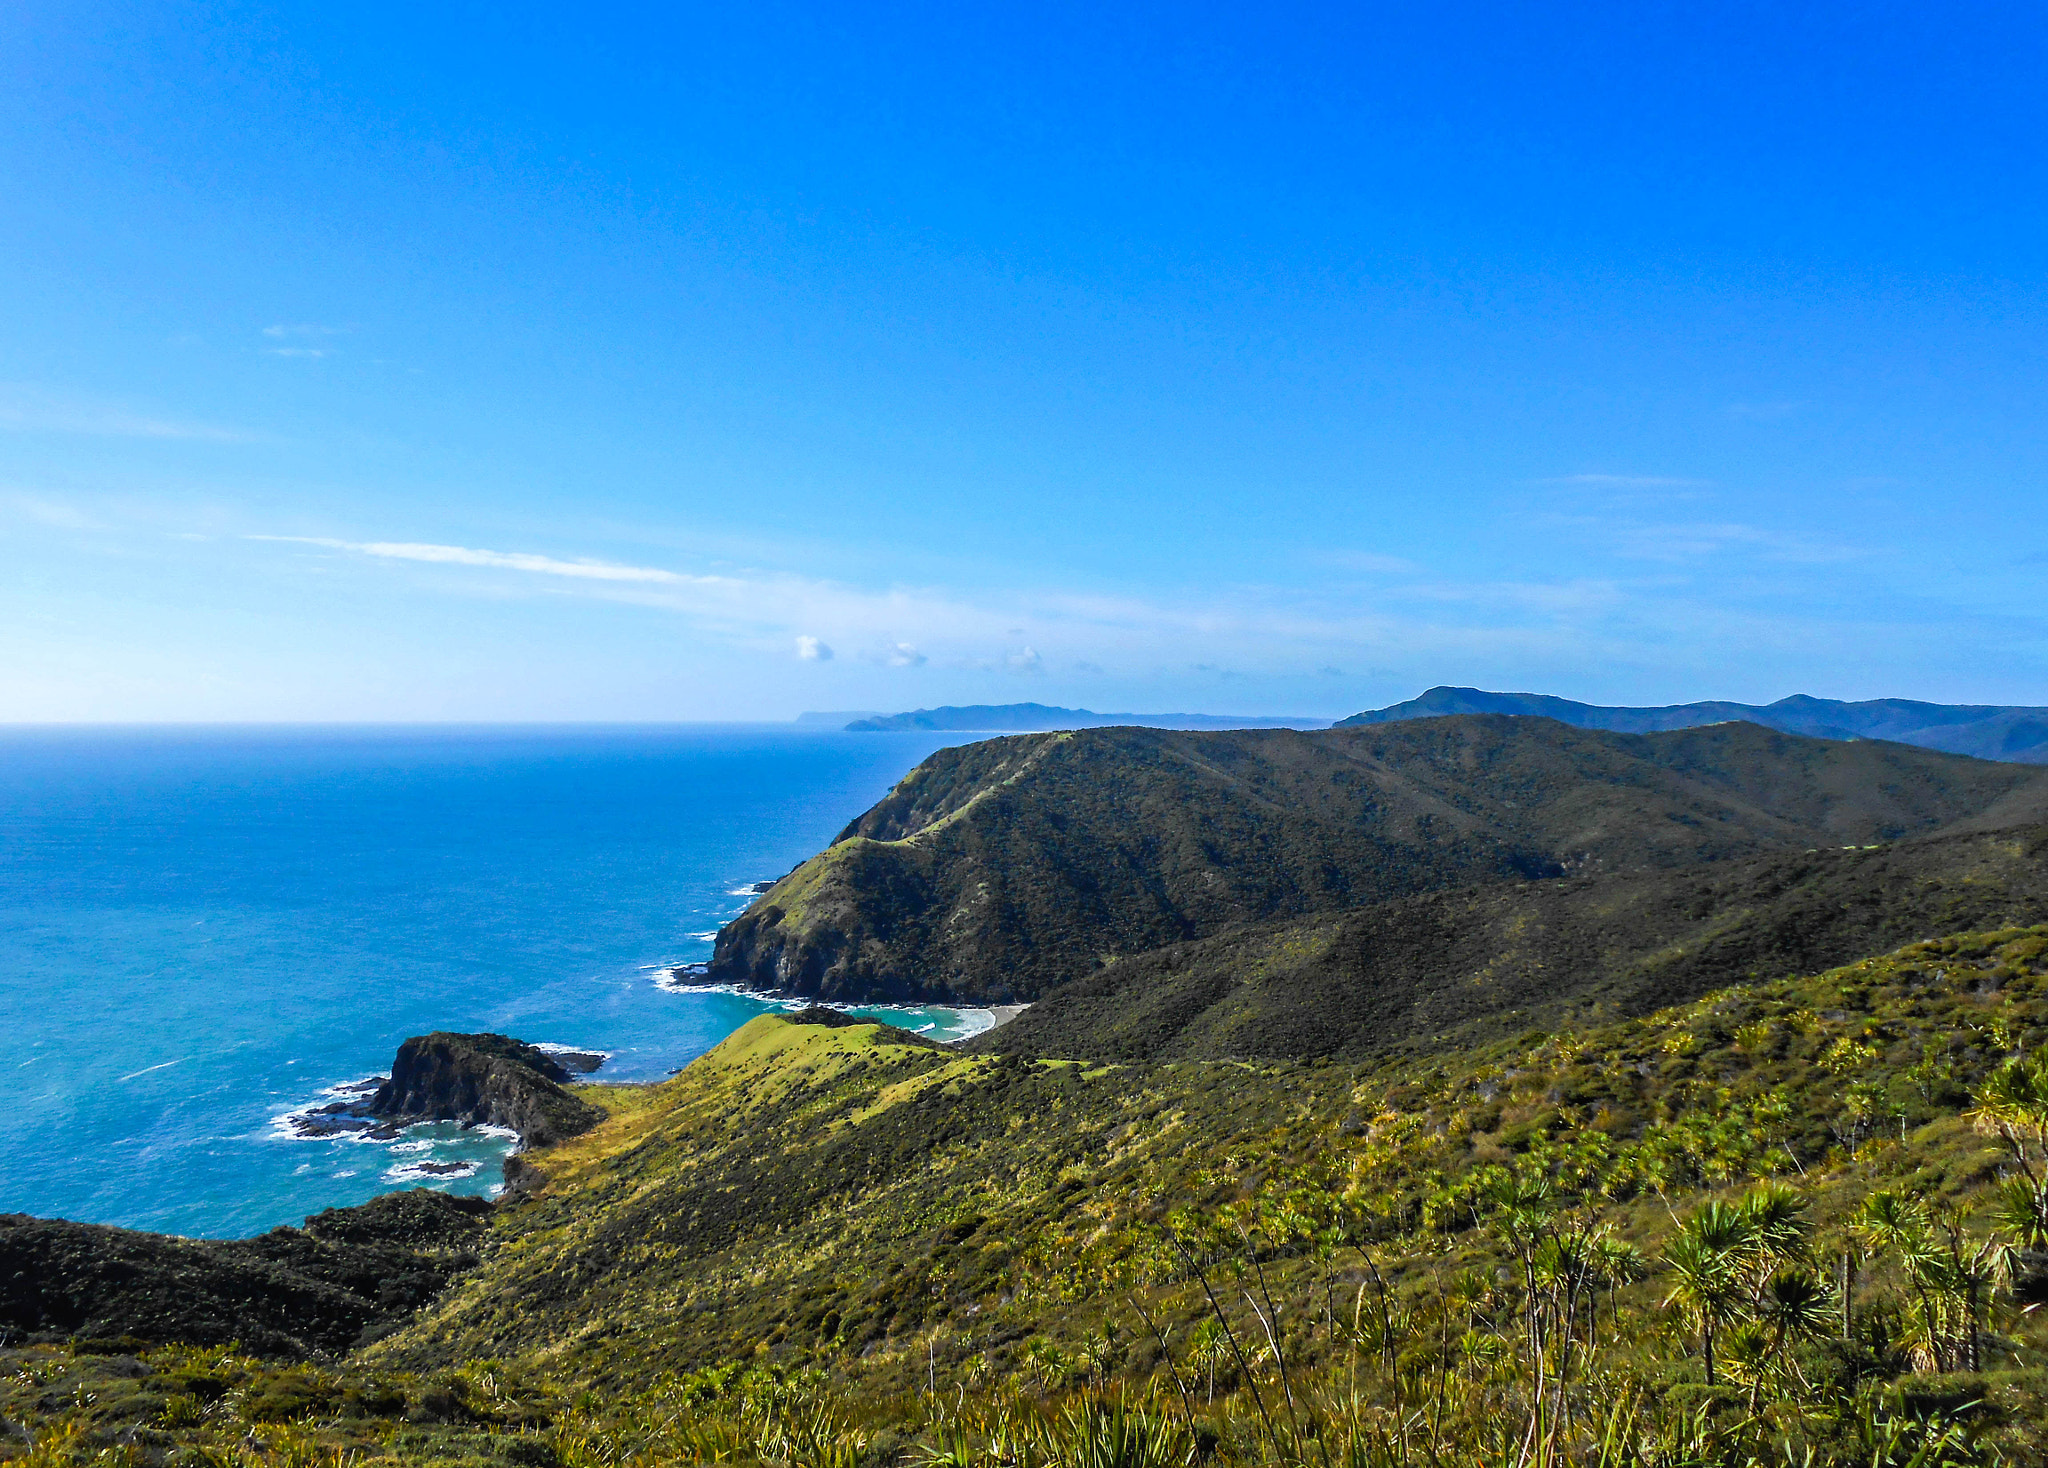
[707,718,2048,1004]
[16,926,2048,1465]
[385,927,2048,1398]
[976,822,2048,1061]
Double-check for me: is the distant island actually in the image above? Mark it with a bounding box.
[792,710,888,726]
[1340,685,2048,763]
[837,702,1332,732]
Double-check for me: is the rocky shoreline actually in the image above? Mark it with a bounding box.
[283,1034,608,1148]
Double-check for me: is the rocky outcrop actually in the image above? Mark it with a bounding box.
[366,1033,604,1147]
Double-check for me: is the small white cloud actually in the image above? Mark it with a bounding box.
[263,324,351,338]
[1007,645,1043,674]
[797,636,833,661]
[264,347,328,359]
[887,642,926,667]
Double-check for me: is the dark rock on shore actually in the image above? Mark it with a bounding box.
[0,1190,491,1358]
[543,1048,608,1074]
[366,1033,604,1148]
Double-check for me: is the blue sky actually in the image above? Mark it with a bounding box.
[2,2,2044,720]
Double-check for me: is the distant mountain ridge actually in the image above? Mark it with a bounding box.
[1338,686,2048,763]
[842,703,1330,732]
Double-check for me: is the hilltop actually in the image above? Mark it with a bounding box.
[1341,686,2048,763]
[708,716,2048,1004]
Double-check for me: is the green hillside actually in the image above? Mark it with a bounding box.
[390,926,2048,1400]
[977,822,2048,1061]
[709,717,2048,1003]
[20,926,2048,1466]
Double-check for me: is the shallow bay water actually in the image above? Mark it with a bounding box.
[0,724,977,1237]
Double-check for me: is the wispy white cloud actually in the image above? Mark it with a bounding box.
[264,347,328,360]
[236,525,1909,699]
[262,324,352,338]
[0,386,255,442]
[250,536,696,584]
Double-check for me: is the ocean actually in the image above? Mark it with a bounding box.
[0,724,982,1239]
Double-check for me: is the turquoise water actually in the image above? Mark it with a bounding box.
[0,725,978,1238]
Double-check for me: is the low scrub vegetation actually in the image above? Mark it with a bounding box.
[9,928,2048,1466]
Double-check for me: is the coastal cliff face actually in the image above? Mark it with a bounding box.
[367,1033,603,1147]
[707,716,2048,1005]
